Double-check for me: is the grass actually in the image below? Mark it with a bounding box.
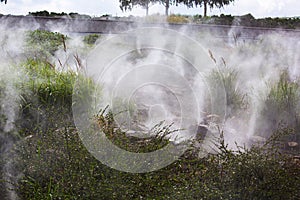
[267,71,299,113]
[16,58,77,135]
[15,104,300,199]
[258,70,300,145]
[22,59,75,106]
[206,57,245,118]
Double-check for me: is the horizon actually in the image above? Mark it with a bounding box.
[1,11,300,20]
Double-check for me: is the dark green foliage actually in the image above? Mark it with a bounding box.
[48,12,68,17]
[256,17,300,29]
[28,10,51,17]
[28,11,91,19]
[68,12,91,19]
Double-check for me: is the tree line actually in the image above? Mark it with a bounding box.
[1,0,235,17]
[119,0,235,17]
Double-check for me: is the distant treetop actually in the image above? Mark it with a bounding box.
[28,11,91,19]
[177,0,236,17]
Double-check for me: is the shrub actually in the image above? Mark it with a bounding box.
[167,14,190,24]
[83,34,101,45]
[26,30,67,58]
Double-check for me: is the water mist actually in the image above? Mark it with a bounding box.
[0,24,27,200]
[0,14,299,179]
[76,22,300,160]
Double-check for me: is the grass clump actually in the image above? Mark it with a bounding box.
[17,59,76,133]
[206,57,245,118]
[22,59,75,107]
[267,71,299,114]
[258,70,300,146]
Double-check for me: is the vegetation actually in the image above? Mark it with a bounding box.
[28,11,91,19]
[160,0,172,16]
[3,10,299,29]
[119,0,173,16]
[206,60,245,118]
[167,14,190,23]
[83,34,101,45]
[0,28,299,199]
[119,0,159,16]
[119,0,235,16]
[26,30,67,59]
[258,71,300,145]
[166,13,300,29]
[15,99,300,199]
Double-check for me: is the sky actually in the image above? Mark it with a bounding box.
[0,0,299,18]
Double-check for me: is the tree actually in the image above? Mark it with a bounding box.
[160,0,171,16]
[178,0,235,17]
[0,0,7,4]
[160,0,181,16]
[119,0,158,16]
[119,0,175,16]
